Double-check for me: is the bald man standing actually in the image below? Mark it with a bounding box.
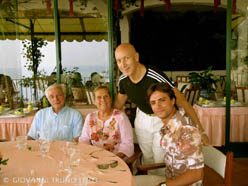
[114,43,208,175]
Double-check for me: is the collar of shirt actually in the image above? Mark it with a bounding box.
[49,106,67,116]
[161,111,182,135]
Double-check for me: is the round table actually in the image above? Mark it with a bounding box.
[0,141,136,186]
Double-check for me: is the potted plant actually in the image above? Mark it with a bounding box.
[65,68,85,102]
[187,66,218,99]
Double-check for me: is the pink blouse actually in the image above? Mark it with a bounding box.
[79,109,134,157]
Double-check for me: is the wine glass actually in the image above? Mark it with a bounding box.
[70,149,81,168]
[39,139,51,158]
[16,136,28,150]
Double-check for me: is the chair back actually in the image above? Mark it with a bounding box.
[177,82,191,93]
[202,146,233,186]
[85,89,95,105]
[184,88,201,105]
[220,75,226,91]
[236,87,248,103]
[176,75,190,83]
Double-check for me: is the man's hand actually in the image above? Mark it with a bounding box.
[114,93,128,110]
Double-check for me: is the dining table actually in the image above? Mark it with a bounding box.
[0,140,136,186]
[0,105,97,141]
[193,102,248,146]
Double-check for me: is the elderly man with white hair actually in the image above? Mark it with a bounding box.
[28,83,83,142]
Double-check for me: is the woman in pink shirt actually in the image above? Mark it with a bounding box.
[79,85,134,159]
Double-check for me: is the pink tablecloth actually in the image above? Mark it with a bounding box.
[193,104,248,146]
[0,141,136,186]
[0,113,35,141]
[0,105,97,141]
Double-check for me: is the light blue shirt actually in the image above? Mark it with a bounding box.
[28,106,83,141]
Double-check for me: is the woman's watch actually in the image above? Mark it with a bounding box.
[159,182,167,186]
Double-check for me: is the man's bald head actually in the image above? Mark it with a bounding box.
[115,43,137,56]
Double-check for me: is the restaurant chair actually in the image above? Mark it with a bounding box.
[125,143,142,175]
[176,75,190,83]
[220,75,226,91]
[177,82,191,93]
[134,155,166,186]
[203,146,233,186]
[125,100,137,127]
[85,89,95,105]
[176,75,191,93]
[184,88,201,105]
[236,87,248,103]
[137,161,165,175]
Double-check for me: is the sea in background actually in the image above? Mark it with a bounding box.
[0,39,109,101]
[1,65,109,83]
[0,40,109,81]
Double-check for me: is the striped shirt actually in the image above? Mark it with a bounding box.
[28,106,83,141]
[118,66,174,114]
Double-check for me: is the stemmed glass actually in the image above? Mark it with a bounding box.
[39,139,51,158]
[16,136,28,150]
[63,144,82,177]
[70,149,81,168]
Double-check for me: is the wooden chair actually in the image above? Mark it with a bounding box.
[220,75,226,91]
[177,82,191,93]
[125,100,137,127]
[125,143,142,175]
[236,87,248,103]
[176,75,190,83]
[203,146,233,186]
[184,88,201,105]
[85,89,95,105]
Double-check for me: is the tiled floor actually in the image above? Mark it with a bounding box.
[232,158,248,186]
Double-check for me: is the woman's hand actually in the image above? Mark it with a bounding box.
[116,152,126,159]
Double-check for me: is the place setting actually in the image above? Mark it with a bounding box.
[0,106,38,118]
[196,96,244,107]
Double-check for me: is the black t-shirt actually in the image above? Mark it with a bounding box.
[118,66,175,114]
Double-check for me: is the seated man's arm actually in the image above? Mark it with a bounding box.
[116,111,134,159]
[72,111,84,142]
[173,87,209,145]
[27,112,41,140]
[78,114,91,145]
[114,93,128,111]
[158,168,204,186]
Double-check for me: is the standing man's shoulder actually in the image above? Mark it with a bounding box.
[146,65,175,87]
[118,73,129,84]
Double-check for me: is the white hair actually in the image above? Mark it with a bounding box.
[45,83,65,98]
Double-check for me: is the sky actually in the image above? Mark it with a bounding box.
[0,40,109,79]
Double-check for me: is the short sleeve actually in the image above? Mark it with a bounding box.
[78,114,92,144]
[72,110,84,139]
